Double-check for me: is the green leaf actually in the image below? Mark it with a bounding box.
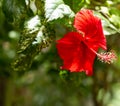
[45,0,75,22]
[109,15,120,28]
[94,11,119,35]
[24,15,41,31]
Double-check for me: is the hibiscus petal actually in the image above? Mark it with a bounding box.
[56,32,97,76]
[74,9,107,50]
[57,32,81,60]
[83,46,98,76]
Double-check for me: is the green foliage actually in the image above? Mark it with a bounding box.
[45,0,75,21]
[1,0,120,106]
[2,0,33,29]
[12,22,55,71]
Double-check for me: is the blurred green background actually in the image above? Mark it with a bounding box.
[0,0,120,106]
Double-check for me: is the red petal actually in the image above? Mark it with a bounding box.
[74,9,107,50]
[56,32,97,76]
[57,32,82,64]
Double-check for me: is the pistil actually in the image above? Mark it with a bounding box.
[90,48,116,64]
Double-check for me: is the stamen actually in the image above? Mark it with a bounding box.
[90,49,117,64]
[97,50,117,64]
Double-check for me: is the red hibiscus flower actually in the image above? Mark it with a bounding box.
[56,9,116,76]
